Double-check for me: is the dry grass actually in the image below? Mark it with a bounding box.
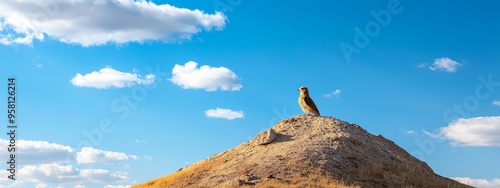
[237,177,360,188]
[355,161,473,188]
[132,158,226,188]
[133,159,359,188]
[136,174,359,188]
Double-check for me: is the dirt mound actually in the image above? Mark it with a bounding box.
[133,115,472,188]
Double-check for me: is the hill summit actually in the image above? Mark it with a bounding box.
[134,115,472,188]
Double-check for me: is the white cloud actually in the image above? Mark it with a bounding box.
[0,139,141,166]
[324,89,341,98]
[434,116,500,147]
[80,169,128,184]
[0,171,25,187]
[453,177,500,188]
[0,0,226,46]
[71,67,155,89]
[170,61,242,91]
[142,155,152,161]
[0,139,142,187]
[417,63,427,68]
[423,130,441,139]
[429,57,461,73]
[128,155,139,160]
[74,185,86,188]
[0,171,10,182]
[0,139,74,165]
[405,130,417,135]
[134,140,146,144]
[35,184,48,188]
[76,147,129,164]
[19,164,129,184]
[493,100,500,106]
[205,108,244,120]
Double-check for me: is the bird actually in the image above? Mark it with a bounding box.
[298,86,320,116]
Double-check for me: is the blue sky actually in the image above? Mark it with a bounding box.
[1,0,499,187]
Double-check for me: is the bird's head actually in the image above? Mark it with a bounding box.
[298,86,309,94]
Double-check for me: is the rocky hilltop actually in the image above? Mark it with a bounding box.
[133,115,472,188]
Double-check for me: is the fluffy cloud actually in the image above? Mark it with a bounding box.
[205,108,244,120]
[453,177,500,188]
[71,67,155,89]
[429,57,461,73]
[0,170,11,182]
[0,0,226,46]
[0,139,142,187]
[19,164,128,184]
[0,139,141,166]
[324,89,341,98]
[433,116,500,147]
[76,147,132,164]
[171,61,242,91]
[0,139,74,165]
[493,100,500,106]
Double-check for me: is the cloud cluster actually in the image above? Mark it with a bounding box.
[19,164,128,184]
[0,139,140,165]
[205,108,244,120]
[429,57,461,73]
[0,0,226,46]
[453,177,500,188]
[76,147,134,164]
[171,61,242,91]
[0,139,142,187]
[71,67,155,89]
[433,116,500,147]
[0,139,74,165]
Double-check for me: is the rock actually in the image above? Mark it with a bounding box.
[257,128,277,145]
[237,179,245,186]
[246,174,260,182]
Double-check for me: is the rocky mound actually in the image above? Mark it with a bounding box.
[133,115,472,188]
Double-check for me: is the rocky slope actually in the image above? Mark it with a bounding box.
[133,115,472,188]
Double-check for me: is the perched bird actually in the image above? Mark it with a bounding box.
[298,86,320,116]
